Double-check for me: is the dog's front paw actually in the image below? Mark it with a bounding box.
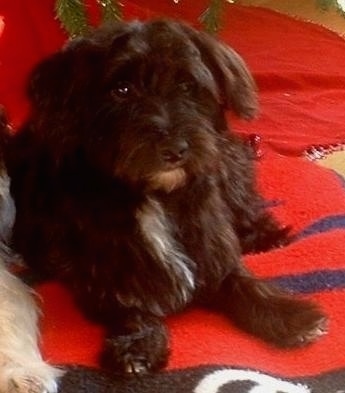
[101,321,169,375]
[0,358,63,393]
[120,354,152,375]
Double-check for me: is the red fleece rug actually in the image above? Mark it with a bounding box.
[1,1,345,392]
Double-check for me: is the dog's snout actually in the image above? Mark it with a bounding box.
[160,139,189,164]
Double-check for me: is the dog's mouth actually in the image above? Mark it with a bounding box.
[148,167,187,193]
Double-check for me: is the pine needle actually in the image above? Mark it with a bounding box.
[199,0,225,34]
[97,0,123,23]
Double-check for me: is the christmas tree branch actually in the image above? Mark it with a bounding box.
[199,0,226,34]
[55,0,89,37]
[55,0,345,38]
[55,0,123,37]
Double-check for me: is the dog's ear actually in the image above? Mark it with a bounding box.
[27,37,104,112]
[27,21,138,113]
[182,25,258,119]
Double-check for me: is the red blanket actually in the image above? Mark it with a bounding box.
[1,1,345,392]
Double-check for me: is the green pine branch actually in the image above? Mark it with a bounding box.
[199,0,226,34]
[55,0,345,38]
[55,0,89,37]
[55,0,123,37]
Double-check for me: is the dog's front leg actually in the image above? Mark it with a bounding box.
[210,265,327,348]
[100,311,169,374]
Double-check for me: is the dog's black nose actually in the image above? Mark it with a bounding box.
[161,140,189,164]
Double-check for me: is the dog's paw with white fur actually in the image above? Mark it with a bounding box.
[0,356,63,393]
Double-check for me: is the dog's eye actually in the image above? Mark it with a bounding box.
[111,81,133,99]
[178,81,196,94]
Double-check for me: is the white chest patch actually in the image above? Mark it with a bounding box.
[136,197,195,307]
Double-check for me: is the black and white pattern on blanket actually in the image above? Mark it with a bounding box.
[59,365,345,393]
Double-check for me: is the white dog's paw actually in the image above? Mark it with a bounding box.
[0,360,63,393]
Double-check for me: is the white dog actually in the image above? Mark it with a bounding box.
[0,112,62,393]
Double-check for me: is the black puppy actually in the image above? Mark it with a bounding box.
[3,19,326,375]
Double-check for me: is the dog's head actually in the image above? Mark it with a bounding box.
[28,19,257,192]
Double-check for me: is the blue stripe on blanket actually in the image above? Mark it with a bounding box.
[292,214,345,241]
[270,269,345,294]
[333,171,345,188]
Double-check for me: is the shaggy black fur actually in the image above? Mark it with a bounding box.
[2,20,326,374]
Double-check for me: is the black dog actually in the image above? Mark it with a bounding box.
[3,19,326,375]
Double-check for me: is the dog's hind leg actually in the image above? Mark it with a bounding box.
[211,266,327,348]
[235,209,291,254]
[0,260,63,393]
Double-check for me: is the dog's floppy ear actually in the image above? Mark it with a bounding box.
[27,21,136,112]
[27,37,103,112]
[182,25,258,119]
